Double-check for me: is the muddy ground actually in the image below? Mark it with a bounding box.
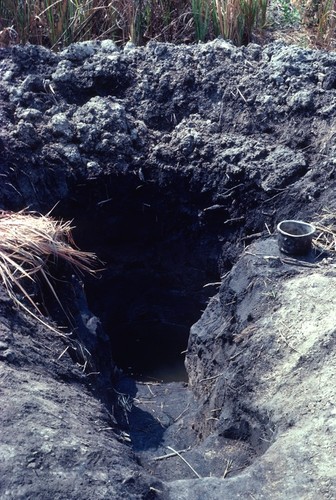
[0,39,335,499]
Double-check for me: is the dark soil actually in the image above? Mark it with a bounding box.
[0,39,335,499]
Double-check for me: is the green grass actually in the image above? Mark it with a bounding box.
[0,0,334,49]
[192,0,210,41]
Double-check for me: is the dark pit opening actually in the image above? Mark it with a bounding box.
[59,174,223,382]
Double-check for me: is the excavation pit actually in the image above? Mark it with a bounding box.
[59,176,223,383]
[52,175,279,482]
[0,40,335,499]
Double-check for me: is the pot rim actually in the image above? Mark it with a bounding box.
[277,220,315,238]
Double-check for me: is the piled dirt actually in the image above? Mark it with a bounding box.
[0,39,335,499]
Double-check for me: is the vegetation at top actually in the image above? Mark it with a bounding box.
[0,0,335,50]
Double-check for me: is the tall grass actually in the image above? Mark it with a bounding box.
[316,0,336,46]
[192,0,210,41]
[0,0,334,49]
[290,0,336,47]
[0,0,266,48]
[214,0,267,44]
[0,0,121,48]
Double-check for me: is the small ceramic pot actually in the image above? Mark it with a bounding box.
[277,220,315,256]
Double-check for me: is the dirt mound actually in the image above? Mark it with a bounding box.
[0,39,335,499]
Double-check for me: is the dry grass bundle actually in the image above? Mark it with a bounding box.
[312,209,336,253]
[0,210,97,332]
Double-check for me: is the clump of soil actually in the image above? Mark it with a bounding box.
[0,39,335,499]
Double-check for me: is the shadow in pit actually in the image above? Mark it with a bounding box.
[114,377,165,451]
[128,406,166,451]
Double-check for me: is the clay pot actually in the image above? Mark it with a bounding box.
[277,220,315,256]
